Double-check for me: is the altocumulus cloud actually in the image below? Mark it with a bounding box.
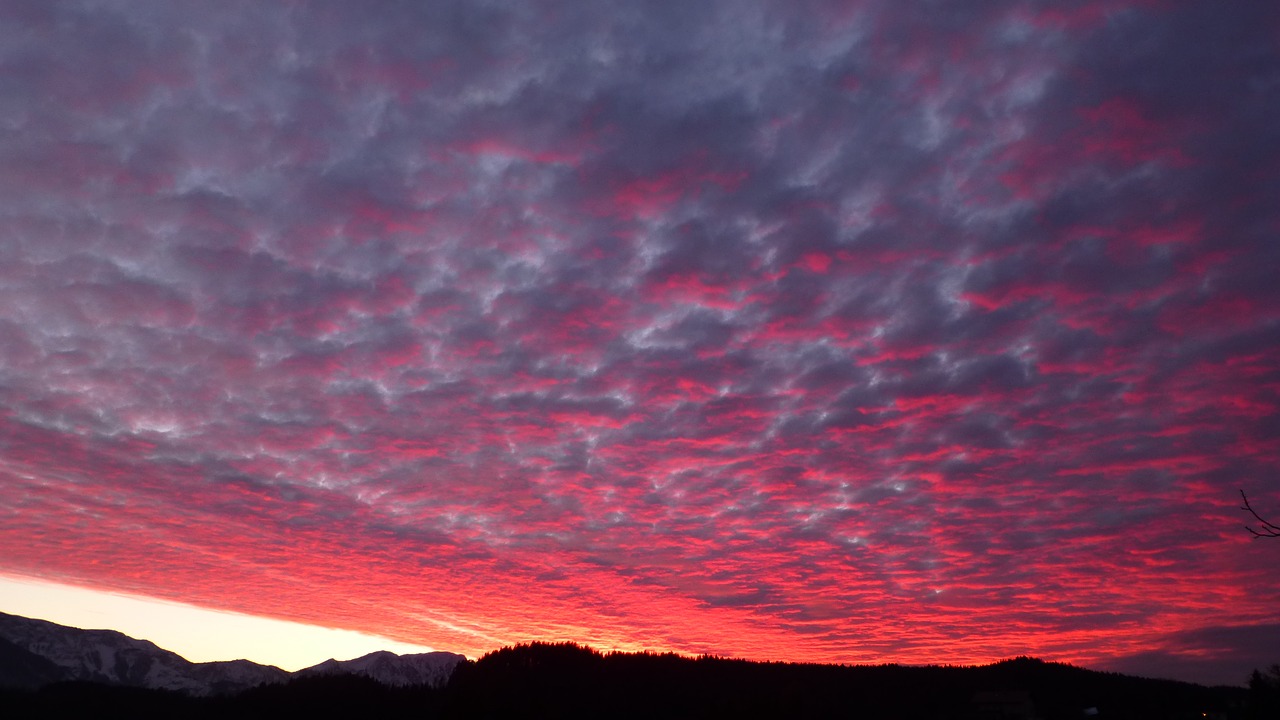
[0,0,1278,687]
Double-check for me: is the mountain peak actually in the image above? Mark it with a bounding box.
[0,611,465,694]
[0,611,281,695]
[297,648,465,687]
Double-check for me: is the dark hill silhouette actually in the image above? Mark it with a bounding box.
[1,640,1264,718]
[444,643,1248,719]
[0,637,65,690]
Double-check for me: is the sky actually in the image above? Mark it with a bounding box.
[0,575,434,671]
[0,0,1278,689]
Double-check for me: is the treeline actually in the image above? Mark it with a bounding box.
[2,642,1272,719]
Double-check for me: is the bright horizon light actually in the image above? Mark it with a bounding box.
[0,574,441,671]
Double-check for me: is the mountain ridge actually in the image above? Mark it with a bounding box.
[0,610,463,695]
[0,614,1264,717]
[297,648,466,687]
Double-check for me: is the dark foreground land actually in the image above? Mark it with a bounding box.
[2,642,1273,719]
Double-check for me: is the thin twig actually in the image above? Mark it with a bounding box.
[1241,489,1280,538]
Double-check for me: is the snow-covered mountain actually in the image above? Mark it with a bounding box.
[0,611,461,695]
[297,649,465,687]
[0,611,288,695]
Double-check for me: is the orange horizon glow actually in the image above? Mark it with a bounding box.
[0,574,437,671]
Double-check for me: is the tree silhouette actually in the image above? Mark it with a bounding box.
[1249,664,1280,719]
[1241,490,1280,539]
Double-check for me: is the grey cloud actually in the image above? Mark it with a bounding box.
[1099,624,1280,687]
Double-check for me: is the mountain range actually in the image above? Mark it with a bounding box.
[0,611,463,695]
[1,611,1268,718]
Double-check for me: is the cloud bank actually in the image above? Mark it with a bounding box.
[1,0,1277,686]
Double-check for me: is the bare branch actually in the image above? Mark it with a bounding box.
[1241,490,1280,538]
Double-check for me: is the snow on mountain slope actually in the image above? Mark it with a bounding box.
[0,611,465,694]
[0,611,286,695]
[298,649,465,688]
[191,657,291,695]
